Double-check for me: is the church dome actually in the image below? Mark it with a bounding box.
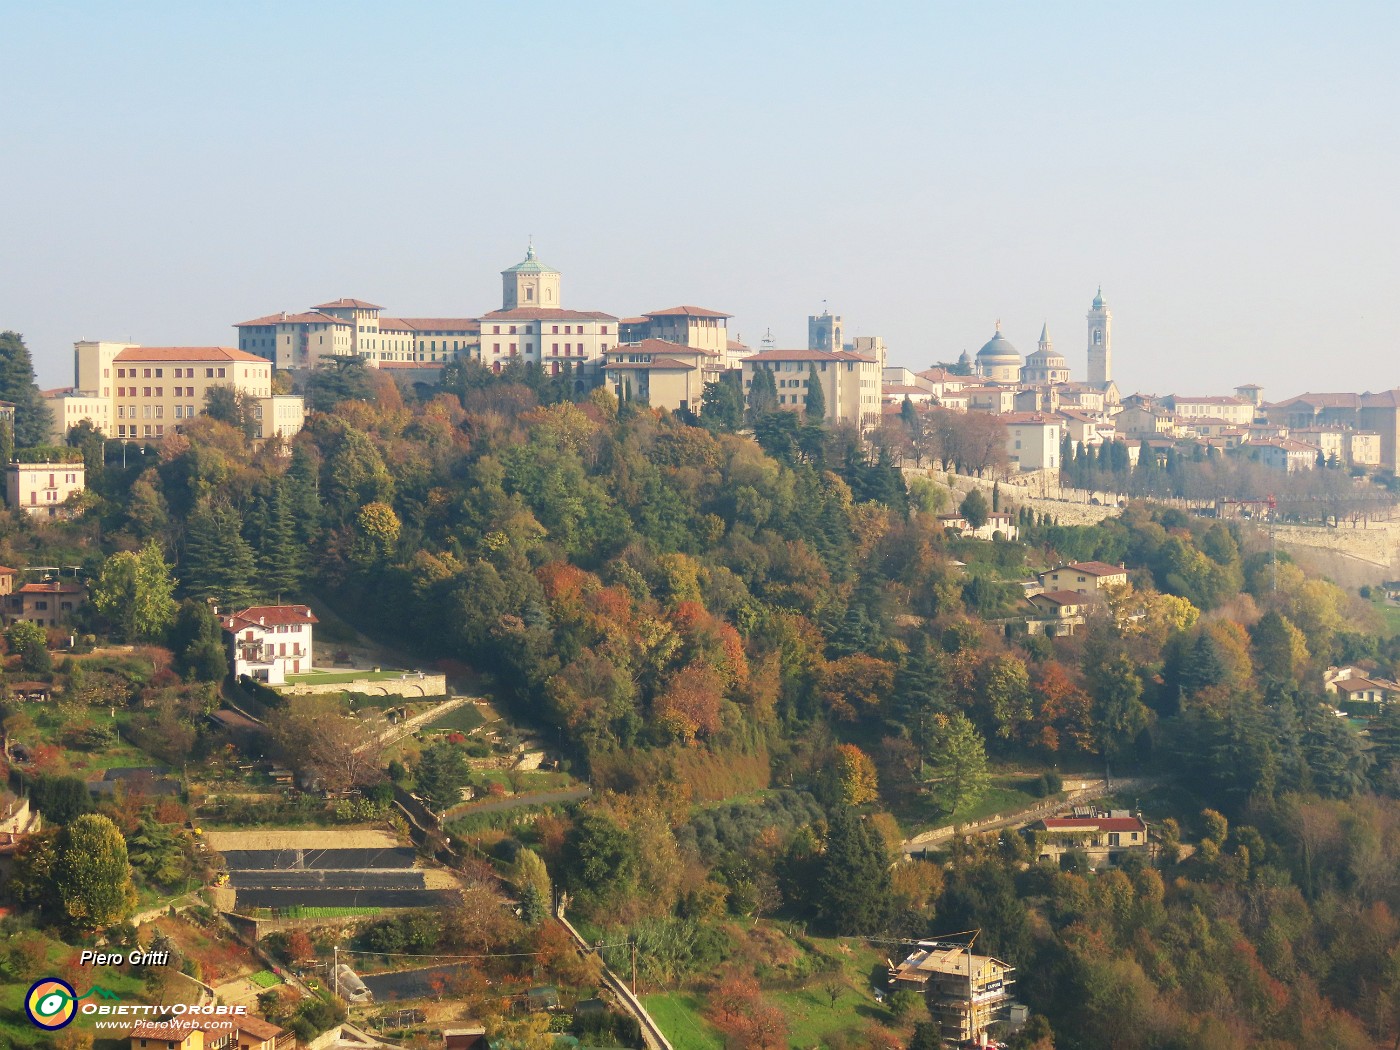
[976,325,1022,368]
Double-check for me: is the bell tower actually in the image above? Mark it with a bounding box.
[1086,286,1112,387]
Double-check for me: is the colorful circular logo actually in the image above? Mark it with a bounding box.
[25,978,77,1030]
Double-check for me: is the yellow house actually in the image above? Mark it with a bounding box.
[1040,561,1128,595]
[605,340,723,414]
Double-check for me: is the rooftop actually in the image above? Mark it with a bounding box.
[643,305,732,318]
[479,307,617,322]
[314,297,383,310]
[1056,561,1127,577]
[115,346,269,364]
[745,348,876,363]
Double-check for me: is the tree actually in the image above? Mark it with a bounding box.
[0,331,54,446]
[413,740,472,811]
[92,541,178,643]
[265,695,381,793]
[169,600,228,682]
[304,356,376,413]
[7,618,50,674]
[833,743,880,805]
[959,487,990,529]
[909,1020,945,1049]
[928,713,990,817]
[204,386,260,440]
[746,367,778,422]
[701,371,745,432]
[182,500,257,606]
[805,364,826,421]
[53,814,136,932]
[255,481,303,599]
[814,804,891,934]
[353,501,401,565]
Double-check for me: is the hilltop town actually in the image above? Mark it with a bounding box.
[0,247,1397,1050]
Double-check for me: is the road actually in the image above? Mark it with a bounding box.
[901,776,1154,855]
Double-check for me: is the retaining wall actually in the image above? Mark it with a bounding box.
[277,673,448,698]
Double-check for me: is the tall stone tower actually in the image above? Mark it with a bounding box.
[1086,286,1112,387]
[501,243,562,311]
[808,309,844,353]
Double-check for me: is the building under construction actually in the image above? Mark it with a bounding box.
[889,939,1016,1045]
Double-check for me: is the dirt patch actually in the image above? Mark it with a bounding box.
[205,829,400,851]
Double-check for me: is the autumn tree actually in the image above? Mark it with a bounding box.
[53,814,137,932]
[833,743,879,805]
[265,695,381,793]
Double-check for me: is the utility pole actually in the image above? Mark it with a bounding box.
[631,937,638,996]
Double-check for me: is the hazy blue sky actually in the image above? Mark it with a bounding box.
[2,2,1397,396]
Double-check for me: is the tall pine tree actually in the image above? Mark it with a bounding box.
[0,331,54,447]
[182,501,257,607]
[804,364,826,420]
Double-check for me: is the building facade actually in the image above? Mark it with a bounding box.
[604,340,723,413]
[1040,562,1129,595]
[221,604,318,685]
[741,348,882,427]
[7,460,85,517]
[1004,413,1062,471]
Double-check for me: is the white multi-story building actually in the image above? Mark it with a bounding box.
[236,303,479,369]
[6,460,85,517]
[221,604,318,685]
[741,347,882,428]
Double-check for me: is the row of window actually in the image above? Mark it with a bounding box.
[117,366,229,379]
[116,386,204,398]
[117,424,163,437]
[489,324,608,336]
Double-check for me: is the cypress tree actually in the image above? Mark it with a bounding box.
[286,445,324,546]
[805,364,826,420]
[258,481,303,599]
[183,501,257,607]
[0,331,54,447]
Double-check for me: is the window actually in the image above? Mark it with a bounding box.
[552,325,559,334]
[206,368,214,377]
[144,368,152,378]
[217,368,225,378]
[155,368,163,377]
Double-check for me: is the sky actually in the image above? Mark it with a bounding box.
[2,1,1398,396]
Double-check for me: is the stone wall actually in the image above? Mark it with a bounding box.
[277,673,448,698]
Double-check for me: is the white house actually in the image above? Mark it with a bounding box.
[221,604,318,684]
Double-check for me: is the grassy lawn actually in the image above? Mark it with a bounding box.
[0,940,149,1049]
[22,705,161,776]
[283,669,414,684]
[642,993,725,1050]
[893,775,1047,836]
[1369,596,1400,637]
[421,704,486,733]
[642,932,896,1049]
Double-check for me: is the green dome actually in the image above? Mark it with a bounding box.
[503,244,559,275]
[1092,285,1105,309]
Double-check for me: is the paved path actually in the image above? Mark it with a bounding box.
[901,777,1153,855]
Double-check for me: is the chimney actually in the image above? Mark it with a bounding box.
[259,616,265,626]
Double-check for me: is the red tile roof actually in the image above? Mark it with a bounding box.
[235,1015,287,1040]
[222,604,318,631]
[606,358,698,371]
[379,317,480,332]
[314,298,383,310]
[619,317,650,325]
[744,348,876,363]
[235,313,289,327]
[130,1019,203,1040]
[0,566,16,574]
[17,581,85,594]
[115,346,269,364]
[1060,561,1127,577]
[1032,590,1088,606]
[616,338,719,357]
[479,308,618,321]
[643,305,732,318]
[1002,412,1060,425]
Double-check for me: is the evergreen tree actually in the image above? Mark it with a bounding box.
[805,364,826,420]
[170,600,229,682]
[182,501,257,607]
[285,444,324,546]
[701,371,745,432]
[959,487,990,529]
[414,740,473,811]
[928,713,990,816]
[257,481,303,598]
[0,331,54,447]
[747,367,778,422]
[814,804,891,934]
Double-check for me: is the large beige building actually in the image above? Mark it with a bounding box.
[46,343,303,442]
[603,339,723,413]
[1003,412,1062,471]
[1162,394,1254,425]
[236,301,479,369]
[741,347,882,427]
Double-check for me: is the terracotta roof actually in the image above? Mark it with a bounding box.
[744,348,876,363]
[114,346,269,364]
[1361,389,1400,408]
[1058,561,1127,577]
[0,566,16,574]
[883,384,930,395]
[617,338,718,358]
[223,604,318,631]
[41,387,77,397]
[1032,590,1088,606]
[17,581,86,594]
[1042,816,1146,833]
[314,298,383,310]
[1002,412,1060,425]
[235,313,289,327]
[643,305,732,318]
[1267,392,1361,410]
[235,1016,287,1040]
[607,357,697,371]
[379,317,480,332]
[727,340,751,350]
[1166,394,1247,405]
[619,317,650,325]
[236,311,347,327]
[130,1019,203,1039]
[479,308,618,321]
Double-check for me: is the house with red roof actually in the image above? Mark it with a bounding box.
[221,605,318,685]
[1029,808,1149,868]
[1039,561,1129,596]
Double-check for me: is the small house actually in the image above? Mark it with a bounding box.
[1029,808,1149,868]
[221,604,318,685]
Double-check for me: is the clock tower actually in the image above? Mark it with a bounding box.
[1086,286,1112,387]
